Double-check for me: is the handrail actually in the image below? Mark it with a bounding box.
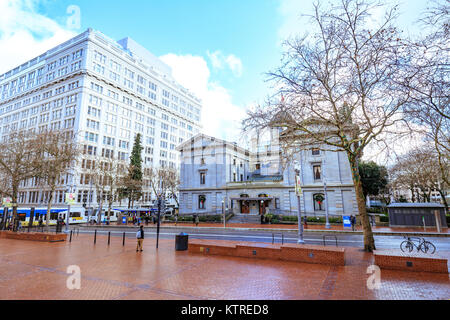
[272,233,284,244]
[323,235,338,247]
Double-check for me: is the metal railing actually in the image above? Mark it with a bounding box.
[322,235,338,247]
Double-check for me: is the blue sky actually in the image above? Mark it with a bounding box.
[0,0,432,143]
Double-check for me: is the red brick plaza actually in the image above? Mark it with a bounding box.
[0,234,448,300]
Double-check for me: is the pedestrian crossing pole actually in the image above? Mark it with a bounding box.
[156,196,162,249]
[295,168,304,244]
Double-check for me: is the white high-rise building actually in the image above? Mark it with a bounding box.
[0,28,202,208]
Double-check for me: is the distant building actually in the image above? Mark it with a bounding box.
[0,28,202,208]
[177,131,358,218]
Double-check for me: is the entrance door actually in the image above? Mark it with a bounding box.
[259,201,266,215]
[241,201,250,214]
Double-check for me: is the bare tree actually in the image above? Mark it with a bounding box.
[244,0,412,252]
[144,166,179,205]
[0,131,41,229]
[402,0,449,186]
[390,146,448,209]
[90,156,127,224]
[35,129,79,230]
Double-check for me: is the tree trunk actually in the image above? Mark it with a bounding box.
[438,189,448,213]
[348,154,376,252]
[11,184,18,232]
[410,187,416,203]
[97,195,103,225]
[45,191,54,232]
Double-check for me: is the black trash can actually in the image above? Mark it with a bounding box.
[175,233,189,251]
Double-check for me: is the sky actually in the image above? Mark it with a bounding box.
[0,0,432,155]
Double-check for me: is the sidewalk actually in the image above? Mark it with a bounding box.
[0,234,448,300]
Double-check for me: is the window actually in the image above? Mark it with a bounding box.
[312,148,320,156]
[199,195,206,209]
[313,165,322,180]
[313,193,325,211]
[200,172,206,185]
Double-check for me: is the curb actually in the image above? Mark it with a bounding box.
[77,225,450,237]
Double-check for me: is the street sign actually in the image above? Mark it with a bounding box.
[295,176,302,196]
[343,216,352,229]
[2,198,12,208]
[65,193,76,205]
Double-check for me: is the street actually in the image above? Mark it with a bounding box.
[73,225,450,253]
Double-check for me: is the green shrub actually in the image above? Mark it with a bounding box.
[282,216,298,222]
[380,215,389,223]
[329,217,343,224]
[306,217,325,223]
[272,219,280,224]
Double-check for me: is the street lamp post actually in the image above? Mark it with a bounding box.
[65,183,75,233]
[294,161,305,244]
[322,159,331,229]
[222,200,225,228]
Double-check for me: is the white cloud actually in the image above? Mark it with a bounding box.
[160,53,247,143]
[0,0,77,75]
[206,50,243,77]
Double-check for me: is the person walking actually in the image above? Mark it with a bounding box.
[351,215,356,231]
[194,214,199,227]
[136,225,144,252]
[304,216,308,229]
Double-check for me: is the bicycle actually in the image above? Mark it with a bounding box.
[400,236,436,254]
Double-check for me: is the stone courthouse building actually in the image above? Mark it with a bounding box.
[177,130,358,219]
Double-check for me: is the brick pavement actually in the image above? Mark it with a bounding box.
[0,234,448,300]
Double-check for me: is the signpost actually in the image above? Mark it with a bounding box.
[295,170,304,244]
[2,198,12,208]
[65,192,76,233]
[156,197,164,249]
[343,216,352,230]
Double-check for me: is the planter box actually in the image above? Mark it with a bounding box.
[374,250,448,274]
[0,231,67,242]
[188,240,346,266]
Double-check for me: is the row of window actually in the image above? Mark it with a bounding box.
[88,50,201,121]
[1,49,83,101]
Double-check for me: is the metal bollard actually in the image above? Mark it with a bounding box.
[108,231,111,245]
[94,229,97,244]
[70,230,72,242]
[122,232,125,246]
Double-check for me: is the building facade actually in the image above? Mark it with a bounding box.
[177,132,358,218]
[0,28,202,208]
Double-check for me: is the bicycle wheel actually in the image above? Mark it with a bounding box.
[421,241,436,254]
[400,241,413,253]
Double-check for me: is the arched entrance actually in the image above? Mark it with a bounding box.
[258,194,270,215]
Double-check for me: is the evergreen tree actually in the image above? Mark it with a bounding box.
[126,133,143,208]
[130,133,143,180]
